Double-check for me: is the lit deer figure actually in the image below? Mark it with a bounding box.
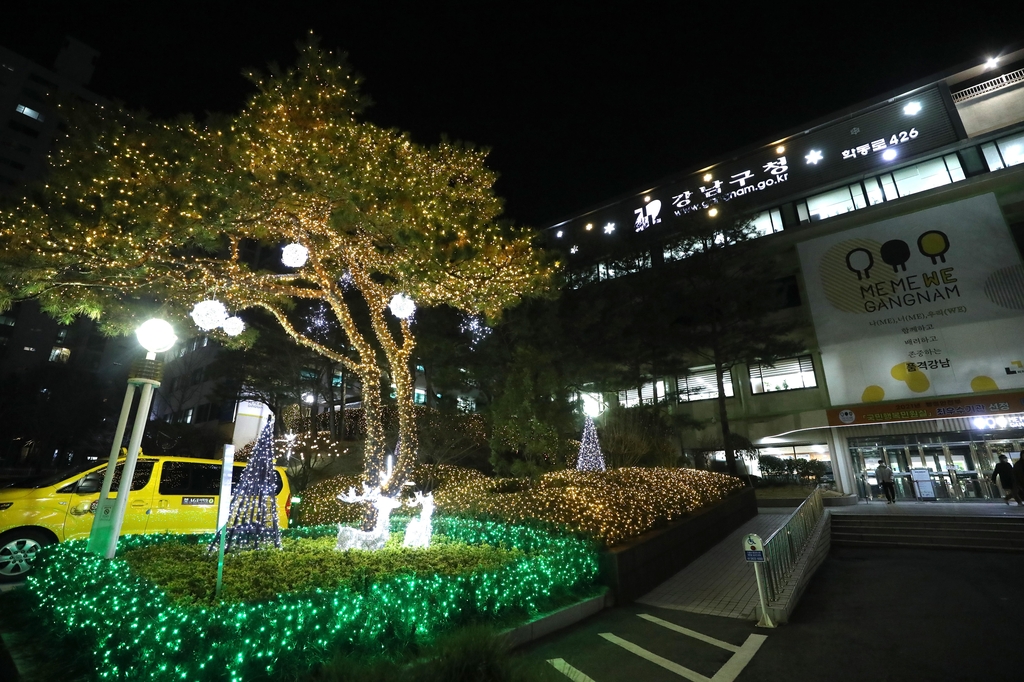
[403,491,435,549]
[335,485,403,551]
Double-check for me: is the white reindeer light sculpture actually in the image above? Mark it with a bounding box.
[335,485,403,551]
[402,491,435,549]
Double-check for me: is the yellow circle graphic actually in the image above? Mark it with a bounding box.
[970,376,999,392]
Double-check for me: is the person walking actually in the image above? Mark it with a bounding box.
[992,454,1023,505]
[875,459,896,504]
[1014,455,1024,509]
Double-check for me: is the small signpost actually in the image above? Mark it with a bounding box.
[744,533,775,628]
[214,444,235,600]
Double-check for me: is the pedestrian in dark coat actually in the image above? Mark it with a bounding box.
[992,454,1023,505]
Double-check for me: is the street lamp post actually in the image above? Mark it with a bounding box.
[87,319,176,559]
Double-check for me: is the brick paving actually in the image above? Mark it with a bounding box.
[635,511,791,619]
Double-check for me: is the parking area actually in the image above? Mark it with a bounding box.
[525,546,1024,682]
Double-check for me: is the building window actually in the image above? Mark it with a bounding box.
[677,367,734,402]
[798,154,967,224]
[414,388,427,405]
[15,104,43,122]
[982,132,1024,170]
[618,380,666,407]
[48,346,71,363]
[456,395,475,413]
[750,208,784,236]
[749,355,817,394]
[0,315,15,327]
[190,367,204,385]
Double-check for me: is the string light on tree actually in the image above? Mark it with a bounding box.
[281,243,309,268]
[190,299,229,331]
[0,38,555,534]
[576,416,606,472]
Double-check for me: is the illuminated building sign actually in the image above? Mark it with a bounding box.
[558,87,960,257]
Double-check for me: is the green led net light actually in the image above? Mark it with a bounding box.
[26,517,599,682]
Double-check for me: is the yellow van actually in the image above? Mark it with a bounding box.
[0,455,291,582]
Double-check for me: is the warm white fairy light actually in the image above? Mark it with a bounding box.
[190,299,228,331]
[281,242,309,268]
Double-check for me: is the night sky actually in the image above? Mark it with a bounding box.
[2,3,1022,227]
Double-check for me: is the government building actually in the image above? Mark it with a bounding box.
[550,48,1024,500]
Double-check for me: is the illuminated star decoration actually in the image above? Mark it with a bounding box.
[805,149,823,165]
[304,302,334,342]
[603,223,615,234]
[570,245,579,254]
[459,314,491,349]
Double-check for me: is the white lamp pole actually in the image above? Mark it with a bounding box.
[87,319,176,559]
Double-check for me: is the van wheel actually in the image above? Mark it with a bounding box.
[0,529,52,583]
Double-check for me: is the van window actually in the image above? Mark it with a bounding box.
[159,461,283,496]
[68,462,155,494]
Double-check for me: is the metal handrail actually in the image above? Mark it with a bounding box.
[760,488,824,602]
[951,68,1024,103]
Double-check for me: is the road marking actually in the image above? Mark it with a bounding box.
[711,634,767,682]
[547,658,598,682]
[599,633,711,682]
[638,614,740,652]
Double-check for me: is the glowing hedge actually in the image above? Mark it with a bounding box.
[300,466,744,546]
[26,518,598,682]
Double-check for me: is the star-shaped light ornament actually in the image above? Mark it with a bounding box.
[222,316,246,337]
[603,223,615,234]
[570,245,579,255]
[805,149,823,165]
[190,300,229,331]
[281,243,309,268]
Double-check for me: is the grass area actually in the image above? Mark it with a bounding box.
[122,533,522,606]
[25,519,599,682]
[298,465,745,546]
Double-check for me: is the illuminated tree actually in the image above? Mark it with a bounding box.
[212,419,281,551]
[575,416,605,472]
[0,37,553,514]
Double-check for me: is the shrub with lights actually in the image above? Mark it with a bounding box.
[299,464,744,547]
[26,517,599,682]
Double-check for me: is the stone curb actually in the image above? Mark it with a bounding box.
[500,588,613,649]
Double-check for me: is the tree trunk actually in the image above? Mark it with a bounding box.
[712,342,739,477]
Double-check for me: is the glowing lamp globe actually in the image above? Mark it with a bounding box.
[281,243,309,268]
[222,316,245,337]
[135,319,177,354]
[190,299,228,331]
[388,293,416,320]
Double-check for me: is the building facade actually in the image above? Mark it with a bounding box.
[551,48,1024,500]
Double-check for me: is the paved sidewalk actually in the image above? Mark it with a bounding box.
[831,498,1024,516]
[636,510,791,619]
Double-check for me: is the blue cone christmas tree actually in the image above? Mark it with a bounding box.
[576,416,606,472]
[210,419,281,552]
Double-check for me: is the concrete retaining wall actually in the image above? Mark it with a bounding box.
[600,487,758,604]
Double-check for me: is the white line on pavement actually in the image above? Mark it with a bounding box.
[547,658,598,682]
[637,614,740,652]
[711,634,767,682]
[599,633,712,682]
